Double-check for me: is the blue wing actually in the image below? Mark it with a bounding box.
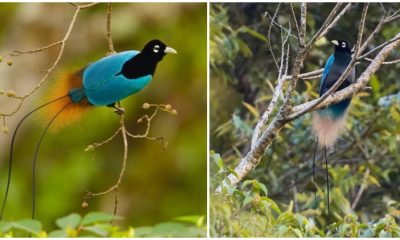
[83,51,153,106]
[83,51,138,90]
[319,54,334,95]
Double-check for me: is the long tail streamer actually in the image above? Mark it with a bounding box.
[324,146,331,224]
[0,95,68,220]
[312,137,319,223]
[31,102,71,219]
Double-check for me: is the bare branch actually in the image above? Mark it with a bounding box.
[306,3,343,48]
[359,35,400,60]
[266,3,282,70]
[251,24,291,149]
[285,68,324,81]
[365,57,400,65]
[319,3,353,42]
[298,3,307,47]
[84,111,128,201]
[280,3,307,113]
[290,3,300,44]
[106,3,116,55]
[351,168,370,210]
[83,103,176,203]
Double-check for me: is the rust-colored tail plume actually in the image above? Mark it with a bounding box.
[41,69,91,131]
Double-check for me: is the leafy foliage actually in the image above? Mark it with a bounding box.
[210,2,400,237]
[211,154,400,237]
[0,212,206,237]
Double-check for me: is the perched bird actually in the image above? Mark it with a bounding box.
[311,40,355,223]
[0,39,177,220]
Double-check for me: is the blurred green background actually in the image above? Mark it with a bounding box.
[210,2,400,237]
[0,2,206,230]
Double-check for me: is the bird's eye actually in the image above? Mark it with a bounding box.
[153,45,160,53]
[341,42,346,48]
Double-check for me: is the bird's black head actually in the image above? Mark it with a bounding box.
[141,39,177,62]
[331,40,351,54]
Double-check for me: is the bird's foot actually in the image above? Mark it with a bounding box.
[113,107,125,115]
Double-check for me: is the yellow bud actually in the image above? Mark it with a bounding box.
[38,231,47,238]
[142,103,150,109]
[81,201,88,208]
[84,145,94,152]
[171,109,178,115]
[6,61,12,66]
[127,227,135,237]
[2,126,9,134]
[6,90,15,97]
[165,104,172,110]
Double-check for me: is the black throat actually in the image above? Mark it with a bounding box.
[334,51,352,65]
[118,52,159,79]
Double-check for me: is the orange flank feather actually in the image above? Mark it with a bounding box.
[41,69,92,131]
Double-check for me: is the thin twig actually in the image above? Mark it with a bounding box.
[318,3,353,41]
[106,3,116,55]
[266,4,281,70]
[306,3,343,48]
[289,3,300,45]
[84,111,128,199]
[365,57,400,65]
[351,168,370,210]
[83,103,176,203]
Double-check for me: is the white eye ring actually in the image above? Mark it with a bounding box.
[341,42,346,48]
[153,45,160,53]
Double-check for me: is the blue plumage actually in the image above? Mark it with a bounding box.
[317,41,355,120]
[320,55,335,91]
[83,51,153,106]
[313,40,355,147]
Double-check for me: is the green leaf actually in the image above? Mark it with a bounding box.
[238,26,268,43]
[261,196,281,214]
[242,101,259,118]
[56,213,81,230]
[370,74,381,98]
[0,221,12,233]
[242,180,254,190]
[134,226,153,237]
[174,215,204,227]
[243,196,253,206]
[84,224,112,237]
[291,227,303,238]
[11,219,42,236]
[48,229,67,238]
[366,175,381,187]
[81,212,121,226]
[254,181,268,196]
[151,222,188,237]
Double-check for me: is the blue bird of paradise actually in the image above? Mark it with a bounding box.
[0,39,177,220]
[312,39,355,224]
